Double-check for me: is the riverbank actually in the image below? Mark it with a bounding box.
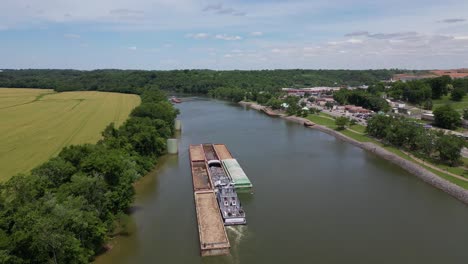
[240,101,468,205]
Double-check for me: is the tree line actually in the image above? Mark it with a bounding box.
[0,89,178,263]
[333,88,390,112]
[366,115,466,166]
[0,69,402,94]
[388,76,468,108]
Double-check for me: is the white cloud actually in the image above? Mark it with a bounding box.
[186,33,210,39]
[250,31,263,36]
[346,38,363,44]
[128,46,137,50]
[64,33,80,39]
[215,34,242,41]
[454,36,468,40]
[203,4,246,16]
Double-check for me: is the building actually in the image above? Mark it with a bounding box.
[421,113,434,121]
[344,105,372,114]
[430,69,468,79]
[391,73,437,82]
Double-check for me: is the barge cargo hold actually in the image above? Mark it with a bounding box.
[191,161,212,191]
[189,144,205,162]
[222,159,253,191]
[213,144,233,160]
[194,191,230,256]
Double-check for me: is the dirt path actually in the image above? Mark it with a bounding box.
[401,150,468,182]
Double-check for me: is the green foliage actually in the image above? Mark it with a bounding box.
[266,98,282,110]
[423,99,433,110]
[284,96,300,115]
[333,88,389,112]
[428,75,452,99]
[433,105,462,130]
[436,135,465,166]
[208,87,246,102]
[366,114,465,165]
[451,87,466,101]
[368,82,386,95]
[464,109,468,120]
[335,117,349,130]
[0,88,177,263]
[0,69,400,93]
[388,80,432,105]
[256,92,272,105]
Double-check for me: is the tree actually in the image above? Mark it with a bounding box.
[266,98,282,109]
[423,99,433,110]
[335,117,349,130]
[429,76,451,99]
[284,96,300,115]
[451,87,466,101]
[436,135,465,166]
[464,109,468,120]
[366,115,392,139]
[433,105,462,130]
[31,157,77,188]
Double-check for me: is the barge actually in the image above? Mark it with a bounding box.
[194,191,230,256]
[170,97,182,103]
[222,159,253,191]
[189,144,252,256]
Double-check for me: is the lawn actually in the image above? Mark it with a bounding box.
[433,94,468,112]
[0,88,141,180]
[306,112,468,189]
[306,114,337,128]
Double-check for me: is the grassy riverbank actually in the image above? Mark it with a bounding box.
[305,113,468,189]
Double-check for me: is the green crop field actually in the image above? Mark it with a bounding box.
[0,88,141,181]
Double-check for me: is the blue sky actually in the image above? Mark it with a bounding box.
[1,0,468,70]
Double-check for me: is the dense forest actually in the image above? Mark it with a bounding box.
[0,69,403,94]
[0,88,178,263]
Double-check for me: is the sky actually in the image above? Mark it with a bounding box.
[1,0,468,70]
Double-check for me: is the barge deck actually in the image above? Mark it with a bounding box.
[194,191,230,256]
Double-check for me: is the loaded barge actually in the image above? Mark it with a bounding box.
[189,144,253,256]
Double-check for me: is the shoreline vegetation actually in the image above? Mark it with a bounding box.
[0,89,178,263]
[239,101,468,205]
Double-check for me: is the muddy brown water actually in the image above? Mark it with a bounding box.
[95,98,468,264]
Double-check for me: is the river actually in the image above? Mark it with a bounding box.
[95,98,468,264]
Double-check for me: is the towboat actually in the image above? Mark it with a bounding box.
[216,184,246,225]
[207,159,246,225]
